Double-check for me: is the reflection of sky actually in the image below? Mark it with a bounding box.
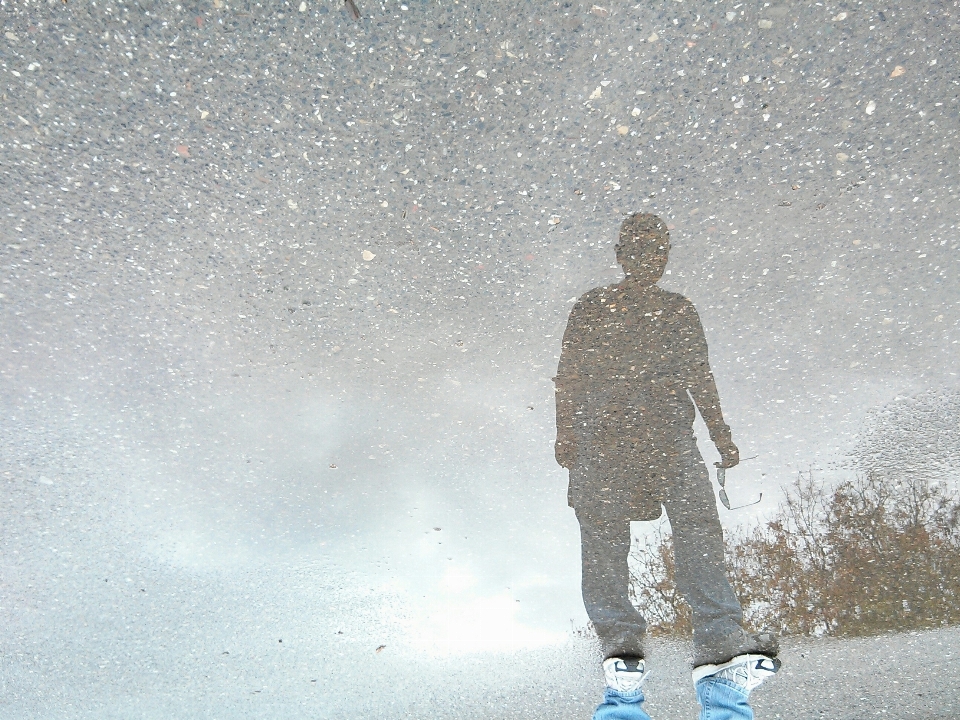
[2,0,960,712]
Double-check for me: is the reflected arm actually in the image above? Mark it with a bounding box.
[554,300,589,467]
[682,303,738,466]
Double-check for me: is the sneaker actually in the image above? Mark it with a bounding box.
[693,628,779,667]
[603,656,650,695]
[692,654,781,693]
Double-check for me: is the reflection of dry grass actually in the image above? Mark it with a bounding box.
[632,470,960,638]
[630,524,691,637]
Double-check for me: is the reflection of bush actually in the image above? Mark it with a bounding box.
[631,470,960,637]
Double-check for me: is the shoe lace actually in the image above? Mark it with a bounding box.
[717,658,773,693]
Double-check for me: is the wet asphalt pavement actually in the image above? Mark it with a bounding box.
[2,0,959,717]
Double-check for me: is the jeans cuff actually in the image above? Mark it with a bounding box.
[696,674,749,698]
[605,686,647,702]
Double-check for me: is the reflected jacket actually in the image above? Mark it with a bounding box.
[555,283,731,507]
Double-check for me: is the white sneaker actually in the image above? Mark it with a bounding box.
[603,657,650,694]
[692,654,780,692]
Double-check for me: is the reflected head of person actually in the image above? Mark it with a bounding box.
[615,212,671,289]
[553,212,777,675]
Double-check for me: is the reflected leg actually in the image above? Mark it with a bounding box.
[660,441,744,654]
[577,512,647,659]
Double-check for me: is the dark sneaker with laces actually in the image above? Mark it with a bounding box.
[602,656,650,695]
[693,628,779,667]
[692,654,781,692]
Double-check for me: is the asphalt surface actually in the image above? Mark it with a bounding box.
[2,0,959,717]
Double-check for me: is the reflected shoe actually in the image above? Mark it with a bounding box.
[602,657,650,695]
[693,628,779,667]
[692,654,781,693]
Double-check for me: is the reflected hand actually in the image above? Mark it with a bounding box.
[715,436,739,469]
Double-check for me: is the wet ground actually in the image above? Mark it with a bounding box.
[4,580,959,720]
[2,0,959,717]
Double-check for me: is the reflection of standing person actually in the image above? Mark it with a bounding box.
[554,214,779,720]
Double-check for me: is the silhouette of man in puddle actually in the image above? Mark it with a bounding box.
[554,213,778,720]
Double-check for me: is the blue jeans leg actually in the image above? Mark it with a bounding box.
[695,676,753,720]
[593,687,653,720]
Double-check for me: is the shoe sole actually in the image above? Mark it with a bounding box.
[691,653,781,686]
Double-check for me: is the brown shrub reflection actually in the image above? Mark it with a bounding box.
[632,470,960,638]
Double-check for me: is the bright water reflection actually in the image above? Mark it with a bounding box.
[2,0,959,717]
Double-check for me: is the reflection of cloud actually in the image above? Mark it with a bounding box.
[437,565,478,594]
[853,389,960,484]
[409,581,569,655]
